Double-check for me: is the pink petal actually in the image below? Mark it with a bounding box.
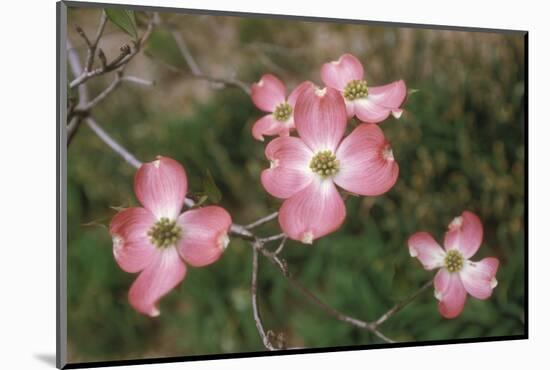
[261,136,314,199]
[407,232,446,270]
[320,53,364,91]
[344,100,356,118]
[334,123,399,196]
[251,74,286,112]
[134,156,188,220]
[252,114,289,142]
[110,207,157,273]
[177,206,232,267]
[434,269,467,319]
[288,81,314,108]
[444,211,484,259]
[353,98,393,123]
[367,80,407,109]
[278,178,346,244]
[128,247,186,317]
[460,257,499,300]
[294,84,347,152]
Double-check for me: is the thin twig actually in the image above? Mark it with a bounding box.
[272,236,287,255]
[121,76,155,86]
[167,29,251,95]
[373,280,433,328]
[245,212,279,229]
[259,233,286,243]
[84,11,108,72]
[69,17,154,89]
[79,71,123,112]
[85,117,142,169]
[251,247,276,351]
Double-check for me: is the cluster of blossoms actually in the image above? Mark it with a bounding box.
[251,53,500,317]
[109,53,499,321]
[251,53,405,243]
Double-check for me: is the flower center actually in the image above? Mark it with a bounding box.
[444,249,464,273]
[273,102,293,122]
[147,217,182,249]
[309,150,340,178]
[343,79,368,100]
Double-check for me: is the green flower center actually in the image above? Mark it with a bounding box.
[444,250,464,273]
[147,217,182,249]
[343,79,369,100]
[273,102,293,122]
[309,150,340,178]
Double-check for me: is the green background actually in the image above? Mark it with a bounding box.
[66,7,525,363]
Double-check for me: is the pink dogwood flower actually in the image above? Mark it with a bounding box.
[251,74,311,141]
[261,84,399,243]
[321,53,407,123]
[408,211,500,319]
[109,156,232,317]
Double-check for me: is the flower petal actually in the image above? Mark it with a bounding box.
[367,80,407,109]
[320,53,364,91]
[434,269,467,319]
[110,207,157,273]
[279,178,346,243]
[288,81,314,108]
[261,136,314,199]
[294,84,347,152]
[460,257,500,300]
[334,123,399,196]
[407,232,446,270]
[128,247,186,317]
[251,74,286,112]
[353,98,393,123]
[134,156,188,220]
[444,211,484,259]
[177,206,232,267]
[252,114,289,141]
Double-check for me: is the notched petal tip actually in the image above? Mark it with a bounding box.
[391,109,403,119]
[448,216,464,231]
[301,231,314,244]
[218,232,230,250]
[150,307,160,317]
[434,289,443,301]
[315,87,327,97]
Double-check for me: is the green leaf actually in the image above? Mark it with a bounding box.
[203,169,222,204]
[105,9,138,40]
[408,88,420,96]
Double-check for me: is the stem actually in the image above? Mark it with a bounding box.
[373,280,433,328]
[85,117,142,169]
[245,212,279,229]
[251,247,276,350]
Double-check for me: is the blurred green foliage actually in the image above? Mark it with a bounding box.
[66,7,525,363]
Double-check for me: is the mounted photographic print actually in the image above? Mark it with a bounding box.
[57,1,527,368]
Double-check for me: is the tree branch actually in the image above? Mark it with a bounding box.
[165,29,251,95]
[372,280,433,328]
[245,212,279,229]
[67,17,432,348]
[69,16,154,89]
[251,247,277,351]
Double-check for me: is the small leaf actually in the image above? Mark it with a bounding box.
[105,9,138,40]
[408,88,420,96]
[203,169,222,204]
